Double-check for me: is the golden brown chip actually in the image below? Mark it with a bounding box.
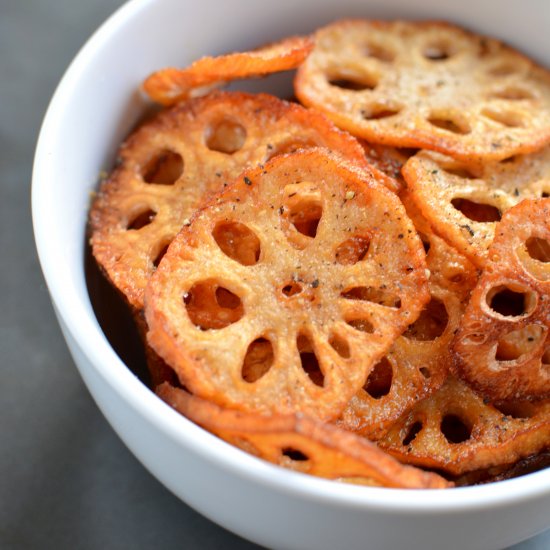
[403,147,550,268]
[378,376,550,475]
[295,20,550,163]
[89,92,371,311]
[453,198,550,401]
[156,382,450,489]
[143,36,314,105]
[145,149,429,420]
[338,192,477,438]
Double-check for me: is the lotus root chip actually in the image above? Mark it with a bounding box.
[295,20,550,162]
[453,198,550,400]
[143,35,314,105]
[89,91,371,311]
[378,376,550,475]
[145,149,429,420]
[156,383,450,488]
[403,146,550,268]
[338,192,477,438]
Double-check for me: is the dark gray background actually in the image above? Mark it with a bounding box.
[1,0,548,548]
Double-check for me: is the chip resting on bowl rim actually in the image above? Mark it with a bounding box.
[145,148,430,420]
[156,382,451,489]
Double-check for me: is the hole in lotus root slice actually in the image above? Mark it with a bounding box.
[341,287,401,309]
[152,239,171,269]
[495,324,545,361]
[295,20,550,163]
[242,337,274,383]
[156,383,451,488]
[526,237,550,263]
[489,87,535,101]
[427,114,471,135]
[281,447,309,462]
[361,102,402,121]
[481,107,526,128]
[146,149,430,419]
[451,198,501,223]
[127,207,157,231]
[281,282,303,297]
[377,376,550,475]
[205,118,247,154]
[327,70,379,92]
[282,182,323,245]
[212,221,261,265]
[297,333,324,387]
[440,414,472,444]
[402,420,423,446]
[328,333,351,359]
[346,318,375,334]
[485,285,536,318]
[183,280,244,330]
[141,149,184,184]
[363,357,393,399]
[403,297,448,341]
[334,235,371,265]
[493,400,539,420]
[362,41,396,63]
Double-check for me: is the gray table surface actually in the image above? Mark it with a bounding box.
[1,1,549,548]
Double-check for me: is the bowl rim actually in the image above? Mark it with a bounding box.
[32,0,550,514]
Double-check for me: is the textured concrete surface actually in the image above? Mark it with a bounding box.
[0,0,548,548]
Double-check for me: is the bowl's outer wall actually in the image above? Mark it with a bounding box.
[33,0,550,549]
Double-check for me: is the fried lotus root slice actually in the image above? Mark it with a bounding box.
[156,383,450,489]
[338,283,464,439]
[453,199,550,401]
[90,91,370,311]
[295,20,550,163]
[145,149,430,420]
[338,194,477,438]
[378,376,550,475]
[143,35,314,105]
[403,147,550,268]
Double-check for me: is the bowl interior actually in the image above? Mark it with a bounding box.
[33,0,550,514]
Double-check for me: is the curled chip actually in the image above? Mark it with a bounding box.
[295,20,550,163]
[338,192,477,438]
[453,199,550,401]
[403,147,550,268]
[143,35,314,105]
[378,376,550,475]
[156,382,450,489]
[145,149,429,420]
[90,91,370,311]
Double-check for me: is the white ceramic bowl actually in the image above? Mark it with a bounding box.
[32,1,550,548]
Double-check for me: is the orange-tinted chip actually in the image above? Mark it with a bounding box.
[453,199,550,401]
[89,92,370,311]
[145,149,429,420]
[378,376,550,475]
[338,192,477,438]
[156,383,450,488]
[144,36,314,105]
[403,147,550,268]
[295,20,550,163]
